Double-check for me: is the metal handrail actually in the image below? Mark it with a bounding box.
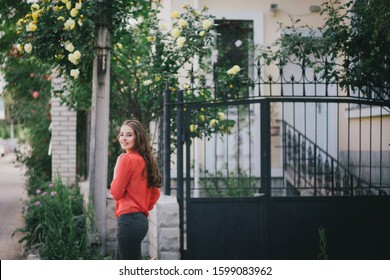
[282,120,387,196]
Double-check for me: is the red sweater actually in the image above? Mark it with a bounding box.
[110,151,160,217]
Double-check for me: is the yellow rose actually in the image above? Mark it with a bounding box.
[171,28,181,39]
[32,12,39,21]
[68,54,77,64]
[218,112,226,121]
[66,2,72,10]
[227,65,241,75]
[64,18,76,30]
[202,19,212,30]
[17,18,24,26]
[178,19,188,28]
[190,124,197,133]
[146,36,155,42]
[199,31,205,37]
[73,50,81,59]
[176,37,186,48]
[68,51,81,65]
[209,119,219,128]
[70,8,78,17]
[30,23,37,32]
[199,115,205,123]
[70,69,80,79]
[143,79,153,86]
[57,16,65,21]
[31,4,40,11]
[64,41,75,52]
[171,11,180,19]
[26,22,37,32]
[24,43,33,53]
[115,43,123,49]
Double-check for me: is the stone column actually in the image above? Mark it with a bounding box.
[105,194,117,256]
[88,0,111,254]
[106,194,181,260]
[148,195,180,260]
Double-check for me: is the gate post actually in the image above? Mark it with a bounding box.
[261,100,271,196]
[176,90,185,259]
[261,100,271,258]
[163,83,171,195]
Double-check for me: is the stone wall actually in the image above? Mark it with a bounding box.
[106,193,117,256]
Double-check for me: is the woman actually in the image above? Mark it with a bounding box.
[110,120,161,260]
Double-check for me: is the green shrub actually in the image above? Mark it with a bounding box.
[15,178,93,259]
[200,169,258,197]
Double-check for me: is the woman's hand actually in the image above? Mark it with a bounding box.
[113,153,125,179]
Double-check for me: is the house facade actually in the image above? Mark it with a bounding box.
[47,0,389,259]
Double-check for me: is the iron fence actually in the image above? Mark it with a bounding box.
[164,59,390,198]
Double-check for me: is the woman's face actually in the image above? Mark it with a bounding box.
[119,125,136,152]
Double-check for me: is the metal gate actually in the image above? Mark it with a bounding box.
[163,61,390,259]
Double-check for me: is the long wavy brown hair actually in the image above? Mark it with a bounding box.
[121,120,161,188]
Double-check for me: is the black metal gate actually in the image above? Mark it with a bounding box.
[163,60,390,260]
[186,196,265,259]
[176,98,271,260]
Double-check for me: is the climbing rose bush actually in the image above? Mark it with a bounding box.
[15,0,95,81]
[15,1,237,139]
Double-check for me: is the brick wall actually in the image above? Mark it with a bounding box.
[50,96,77,184]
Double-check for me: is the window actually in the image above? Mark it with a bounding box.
[214,19,254,78]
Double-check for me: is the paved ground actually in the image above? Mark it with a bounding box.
[0,153,26,260]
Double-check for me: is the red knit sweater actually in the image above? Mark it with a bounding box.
[110,151,160,217]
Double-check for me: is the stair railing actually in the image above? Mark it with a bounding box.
[282,120,387,196]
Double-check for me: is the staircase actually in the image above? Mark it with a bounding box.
[281,121,387,196]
